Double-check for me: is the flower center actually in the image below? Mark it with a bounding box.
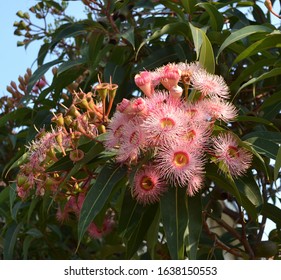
[227,145,239,158]
[141,176,155,191]
[160,117,175,129]
[173,151,189,168]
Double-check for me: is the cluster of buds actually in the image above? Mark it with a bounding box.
[6,68,47,97]
[16,83,118,239]
[105,62,253,204]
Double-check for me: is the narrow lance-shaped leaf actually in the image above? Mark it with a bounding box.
[126,204,159,259]
[78,163,126,244]
[233,33,281,64]
[3,222,23,259]
[274,145,281,182]
[186,193,202,260]
[136,22,190,59]
[216,25,273,61]
[27,59,63,93]
[189,23,215,73]
[196,3,224,31]
[261,203,281,228]
[236,68,281,94]
[160,186,188,260]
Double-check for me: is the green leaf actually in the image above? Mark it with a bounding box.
[274,145,281,181]
[189,23,215,73]
[261,203,281,228]
[233,33,281,64]
[236,68,281,94]
[146,207,160,259]
[207,170,242,205]
[197,3,224,31]
[136,22,190,59]
[216,25,273,61]
[160,186,188,260]
[27,59,62,93]
[245,137,279,159]
[235,175,263,218]
[243,131,281,144]
[230,58,277,91]
[236,115,278,131]
[186,193,202,260]
[23,235,34,260]
[3,222,23,259]
[126,204,158,259]
[180,0,197,14]
[57,58,87,75]
[0,107,33,127]
[259,89,281,120]
[78,163,126,244]
[121,27,135,50]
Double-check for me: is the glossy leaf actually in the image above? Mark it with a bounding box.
[136,22,190,59]
[236,68,281,94]
[234,33,281,64]
[121,27,135,50]
[216,25,273,60]
[126,204,158,259]
[27,59,63,93]
[189,23,215,73]
[235,175,263,217]
[207,170,242,205]
[160,186,188,260]
[261,203,281,228]
[274,145,281,181]
[3,222,23,259]
[180,0,197,14]
[0,108,33,127]
[186,193,202,259]
[78,163,126,244]
[245,137,278,159]
[197,3,224,31]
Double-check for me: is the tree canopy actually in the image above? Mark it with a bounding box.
[0,0,281,260]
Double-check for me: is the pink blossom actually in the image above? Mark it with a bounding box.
[199,97,237,122]
[156,142,204,188]
[211,133,252,177]
[132,166,167,205]
[116,119,145,163]
[187,174,205,196]
[104,112,131,149]
[191,69,229,99]
[141,103,186,146]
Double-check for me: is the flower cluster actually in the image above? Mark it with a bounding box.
[105,62,252,204]
[16,87,118,239]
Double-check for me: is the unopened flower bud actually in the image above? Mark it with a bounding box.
[134,71,153,97]
[116,98,131,113]
[170,85,183,99]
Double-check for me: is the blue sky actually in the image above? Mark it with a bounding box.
[0,0,85,97]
